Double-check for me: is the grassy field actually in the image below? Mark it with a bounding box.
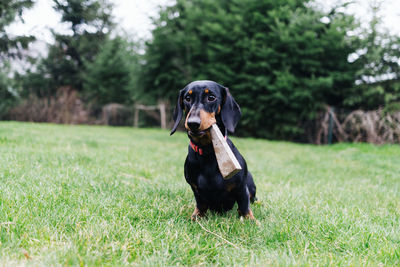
[0,121,399,266]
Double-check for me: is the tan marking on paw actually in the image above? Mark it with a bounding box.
[191,207,206,221]
[245,209,255,220]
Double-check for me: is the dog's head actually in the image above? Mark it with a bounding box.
[170,80,241,143]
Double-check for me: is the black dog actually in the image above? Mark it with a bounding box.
[171,80,257,220]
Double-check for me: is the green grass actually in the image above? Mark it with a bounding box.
[0,121,400,266]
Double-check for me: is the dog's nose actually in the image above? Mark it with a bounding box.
[187,117,201,131]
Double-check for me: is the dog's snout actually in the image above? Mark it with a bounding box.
[187,117,201,131]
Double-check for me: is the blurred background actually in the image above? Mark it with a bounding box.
[1,0,400,144]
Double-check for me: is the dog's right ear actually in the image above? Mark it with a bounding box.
[170,88,186,135]
[219,86,241,134]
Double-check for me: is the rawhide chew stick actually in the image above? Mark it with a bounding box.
[210,124,242,179]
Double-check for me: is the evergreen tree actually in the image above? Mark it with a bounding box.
[141,0,360,140]
[22,0,114,98]
[0,0,35,117]
[0,63,18,119]
[344,3,400,110]
[83,37,138,105]
[0,0,35,59]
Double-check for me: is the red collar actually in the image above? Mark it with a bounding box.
[189,135,227,156]
[190,141,206,155]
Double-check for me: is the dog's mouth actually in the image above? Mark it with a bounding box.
[188,126,212,138]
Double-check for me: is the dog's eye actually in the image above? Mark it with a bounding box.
[207,95,216,102]
[184,95,191,102]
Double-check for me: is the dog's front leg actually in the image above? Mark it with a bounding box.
[191,193,208,221]
[237,186,255,220]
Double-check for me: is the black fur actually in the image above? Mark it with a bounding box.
[170,89,185,135]
[171,80,257,218]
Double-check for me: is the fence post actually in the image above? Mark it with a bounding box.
[159,103,166,129]
[328,107,334,145]
[134,106,139,127]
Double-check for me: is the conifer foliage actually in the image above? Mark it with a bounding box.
[142,0,360,139]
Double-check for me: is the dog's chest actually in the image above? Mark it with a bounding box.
[197,172,224,192]
[186,154,237,194]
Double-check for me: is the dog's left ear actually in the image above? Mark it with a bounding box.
[170,88,186,135]
[219,85,241,134]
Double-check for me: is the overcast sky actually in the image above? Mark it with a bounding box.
[6,0,400,49]
[7,0,173,43]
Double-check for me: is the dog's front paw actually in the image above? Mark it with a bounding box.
[239,209,261,225]
[191,207,206,221]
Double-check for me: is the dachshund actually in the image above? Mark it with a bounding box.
[171,80,257,221]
